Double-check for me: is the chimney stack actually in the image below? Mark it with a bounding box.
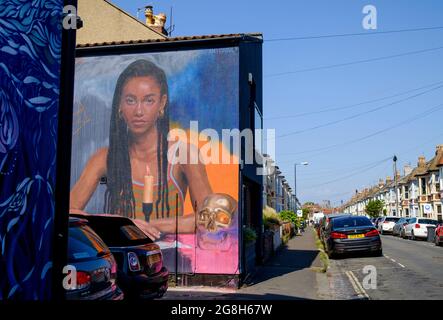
[436,144,443,155]
[386,176,392,184]
[378,179,384,188]
[144,5,168,36]
[418,156,426,168]
[395,170,401,181]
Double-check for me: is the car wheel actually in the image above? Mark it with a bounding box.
[327,247,336,259]
[373,249,383,257]
[411,231,415,241]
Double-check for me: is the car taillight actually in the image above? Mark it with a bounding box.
[365,229,379,237]
[415,224,421,229]
[76,271,91,290]
[128,252,141,272]
[331,232,347,239]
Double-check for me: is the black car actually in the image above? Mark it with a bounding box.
[67,217,124,300]
[319,213,350,243]
[323,215,382,258]
[71,214,169,299]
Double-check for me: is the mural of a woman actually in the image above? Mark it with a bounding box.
[70,59,237,246]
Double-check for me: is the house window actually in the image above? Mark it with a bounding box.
[404,186,409,199]
[405,208,409,217]
[421,178,427,195]
[438,205,442,214]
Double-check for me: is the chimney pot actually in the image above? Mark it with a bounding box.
[144,5,154,25]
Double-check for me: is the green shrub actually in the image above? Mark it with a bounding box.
[279,210,300,228]
[244,227,257,244]
[263,206,282,230]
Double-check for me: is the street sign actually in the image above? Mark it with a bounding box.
[423,204,433,214]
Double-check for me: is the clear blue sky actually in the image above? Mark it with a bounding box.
[111,0,443,206]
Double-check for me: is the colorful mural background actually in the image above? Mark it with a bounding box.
[71,48,240,274]
[0,0,64,299]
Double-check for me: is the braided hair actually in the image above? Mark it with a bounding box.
[104,59,171,219]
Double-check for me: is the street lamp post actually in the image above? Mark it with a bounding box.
[294,162,309,212]
[393,155,400,217]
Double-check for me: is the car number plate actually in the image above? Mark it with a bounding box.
[148,254,161,265]
[348,234,365,239]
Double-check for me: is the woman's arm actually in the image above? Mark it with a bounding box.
[148,215,196,235]
[149,144,213,235]
[70,148,108,210]
[182,144,213,211]
[144,143,213,236]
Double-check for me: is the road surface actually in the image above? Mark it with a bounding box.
[328,234,443,300]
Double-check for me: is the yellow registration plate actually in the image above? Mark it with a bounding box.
[148,254,161,265]
[348,234,365,239]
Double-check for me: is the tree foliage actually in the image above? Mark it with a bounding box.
[302,208,310,220]
[365,200,385,218]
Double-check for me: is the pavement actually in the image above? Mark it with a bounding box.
[162,227,327,300]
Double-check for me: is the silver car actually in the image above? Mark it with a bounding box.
[392,217,411,237]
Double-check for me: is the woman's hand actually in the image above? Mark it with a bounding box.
[133,219,162,241]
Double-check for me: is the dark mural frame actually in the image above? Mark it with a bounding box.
[0,0,77,300]
[76,35,263,283]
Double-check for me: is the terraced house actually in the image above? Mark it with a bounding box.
[344,145,443,221]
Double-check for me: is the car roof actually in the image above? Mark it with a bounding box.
[70,213,135,228]
[333,215,369,221]
[68,217,88,226]
[327,214,352,219]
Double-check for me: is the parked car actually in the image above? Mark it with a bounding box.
[403,217,439,240]
[392,217,411,237]
[322,215,382,258]
[374,217,382,229]
[71,213,169,299]
[377,216,401,235]
[67,217,124,300]
[319,213,350,243]
[435,222,443,246]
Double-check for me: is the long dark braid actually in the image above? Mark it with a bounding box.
[104,59,170,219]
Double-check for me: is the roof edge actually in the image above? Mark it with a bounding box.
[76,33,264,49]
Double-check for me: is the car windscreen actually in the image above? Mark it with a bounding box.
[332,217,373,229]
[384,217,400,222]
[85,218,153,247]
[417,219,438,225]
[68,225,110,261]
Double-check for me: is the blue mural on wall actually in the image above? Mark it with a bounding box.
[0,0,64,299]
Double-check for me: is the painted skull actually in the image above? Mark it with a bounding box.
[197,193,237,233]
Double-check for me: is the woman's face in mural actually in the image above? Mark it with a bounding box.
[120,76,167,136]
